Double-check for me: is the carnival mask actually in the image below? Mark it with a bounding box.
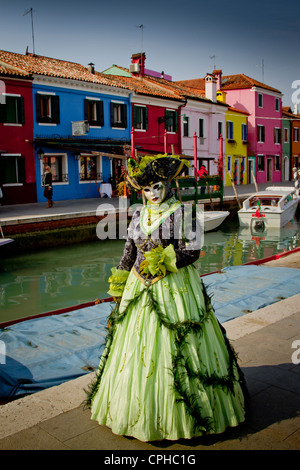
[143,182,166,204]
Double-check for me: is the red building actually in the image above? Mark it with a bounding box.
[0,65,36,205]
[103,53,184,156]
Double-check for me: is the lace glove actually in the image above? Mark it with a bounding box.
[107,267,130,301]
[140,244,178,277]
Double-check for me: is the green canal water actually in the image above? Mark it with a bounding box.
[0,217,299,324]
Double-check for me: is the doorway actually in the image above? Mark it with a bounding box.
[267,158,272,182]
[248,159,254,184]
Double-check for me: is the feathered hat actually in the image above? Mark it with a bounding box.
[126,154,189,191]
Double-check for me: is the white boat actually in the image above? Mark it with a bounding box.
[238,186,300,230]
[0,238,14,247]
[204,211,229,232]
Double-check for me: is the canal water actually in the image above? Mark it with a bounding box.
[0,216,299,324]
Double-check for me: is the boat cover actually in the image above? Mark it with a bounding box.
[1,265,300,400]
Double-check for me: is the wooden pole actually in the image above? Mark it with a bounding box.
[228,170,242,208]
[251,169,259,192]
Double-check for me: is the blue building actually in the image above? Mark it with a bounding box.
[33,79,131,202]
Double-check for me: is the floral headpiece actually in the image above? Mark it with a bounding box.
[126,154,189,190]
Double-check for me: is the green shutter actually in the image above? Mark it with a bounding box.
[18,156,26,183]
[18,97,25,124]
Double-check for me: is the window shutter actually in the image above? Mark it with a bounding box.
[52,95,60,124]
[18,156,26,183]
[110,102,114,126]
[121,104,127,128]
[84,99,89,121]
[35,93,41,122]
[97,101,104,126]
[144,107,148,130]
[18,97,25,124]
[132,105,137,128]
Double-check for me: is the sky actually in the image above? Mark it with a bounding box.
[0,0,299,107]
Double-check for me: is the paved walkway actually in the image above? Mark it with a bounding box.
[0,182,299,451]
[0,252,299,451]
[0,181,296,226]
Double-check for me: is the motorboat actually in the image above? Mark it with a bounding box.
[0,238,14,247]
[203,211,229,232]
[238,186,300,230]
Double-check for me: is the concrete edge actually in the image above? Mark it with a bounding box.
[0,293,299,440]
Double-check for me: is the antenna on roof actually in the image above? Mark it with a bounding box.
[210,55,216,70]
[256,58,265,82]
[137,24,144,54]
[23,8,35,55]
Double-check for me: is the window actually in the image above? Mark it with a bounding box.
[165,109,177,132]
[199,118,204,138]
[133,105,148,130]
[110,102,127,128]
[242,123,247,141]
[36,93,60,124]
[79,155,102,181]
[258,93,263,108]
[183,115,189,137]
[284,128,289,143]
[0,95,25,124]
[258,154,265,171]
[218,121,223,139]
[274,127,281,144]
[227,156,231,172]
[226,121,233,140]
[84,98,104,126]
[257,125,265,143]
[275,156,280,171]
[42,155,68,182]
[275,98,279,111]
[293,127,299,142]
[0,154,25,185]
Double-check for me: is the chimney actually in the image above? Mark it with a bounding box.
[88,62,95,74]
[213,69,222,90]
[294,103,298,115]
[130,52,146,77]
[205,73,217,101]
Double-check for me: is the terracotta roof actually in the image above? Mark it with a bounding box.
[0,59,31,78]
[176,73,281,94]
[0,50,127,89]
[221,74,281,93]
[102,65,216,103]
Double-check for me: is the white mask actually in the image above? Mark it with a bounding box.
[143,182,166,204]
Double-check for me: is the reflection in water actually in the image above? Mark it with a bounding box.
[0,218,299,323]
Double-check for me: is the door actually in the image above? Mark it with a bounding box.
[267,158,272,182]
[248,159,254,184]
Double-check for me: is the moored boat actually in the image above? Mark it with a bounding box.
[238,186,300,230]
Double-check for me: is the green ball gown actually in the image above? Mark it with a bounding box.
[87,197,246,442]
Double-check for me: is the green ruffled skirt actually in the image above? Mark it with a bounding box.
[88,265,246,441]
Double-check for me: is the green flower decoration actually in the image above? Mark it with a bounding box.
[141,244,178,277]
[107,267,130,297]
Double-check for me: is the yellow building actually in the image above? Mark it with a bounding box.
[217,91,248,186]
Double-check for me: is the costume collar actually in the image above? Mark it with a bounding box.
[140,196,181,235]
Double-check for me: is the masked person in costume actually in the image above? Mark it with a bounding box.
[87,154,247,442]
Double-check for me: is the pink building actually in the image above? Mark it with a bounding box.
[217,71,283,184]
[178,71,283,184]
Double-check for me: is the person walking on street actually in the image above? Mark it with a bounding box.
[43,165,54,208]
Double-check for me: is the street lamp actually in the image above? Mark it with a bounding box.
[37,148,44,160]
